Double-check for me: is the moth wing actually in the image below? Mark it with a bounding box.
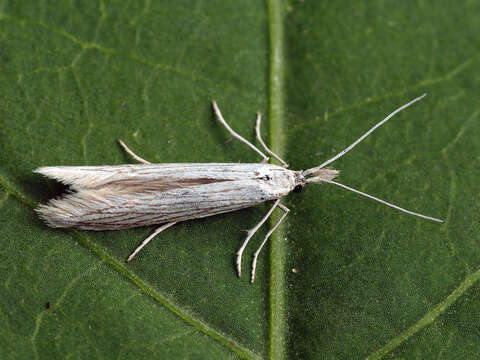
[36,178,270,230]
[34,163,279,190]
[34,165,177,190]
[35,163,296,230]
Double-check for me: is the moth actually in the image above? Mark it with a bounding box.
[35,94,442,282]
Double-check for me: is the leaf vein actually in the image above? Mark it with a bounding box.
[0,173,261,360]
[366,267,480,360]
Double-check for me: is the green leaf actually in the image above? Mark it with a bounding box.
[0,1,479,359]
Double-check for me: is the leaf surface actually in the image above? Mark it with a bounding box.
[0,1,479,359]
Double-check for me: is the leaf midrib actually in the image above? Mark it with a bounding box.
[267,0,287,359]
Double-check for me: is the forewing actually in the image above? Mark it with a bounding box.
[35,163,293,230]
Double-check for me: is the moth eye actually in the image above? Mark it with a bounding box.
[293,185,303,193]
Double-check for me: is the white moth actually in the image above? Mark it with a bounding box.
[35,94,443,282]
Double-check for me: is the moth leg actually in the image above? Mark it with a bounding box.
[212,101,269,163]
[236,199,281,277]
[255,112,289,168]
[250,203,290,283]
[126,222,177,262]
[118,139,151,164]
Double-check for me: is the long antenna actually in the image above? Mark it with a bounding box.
[318,94,427,169]
[324,179,443,223]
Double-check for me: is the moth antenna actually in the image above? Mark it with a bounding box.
[316,94,427,170]
[323,179,443,223]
